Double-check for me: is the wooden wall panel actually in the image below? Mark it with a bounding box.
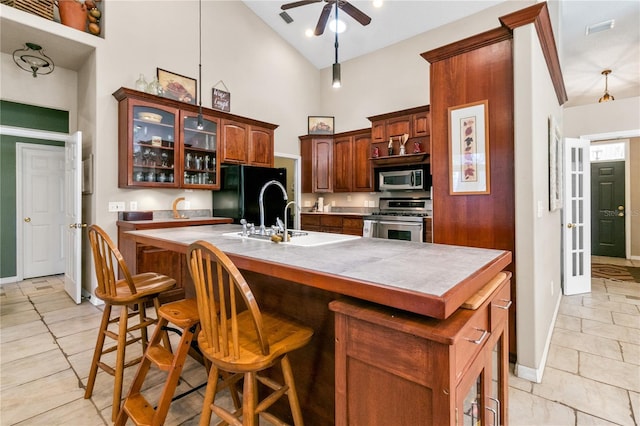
[426,37,516,357]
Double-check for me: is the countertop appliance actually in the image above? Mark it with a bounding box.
[212,165,287,226]
[363,197,431,242]
[378,167,427,191]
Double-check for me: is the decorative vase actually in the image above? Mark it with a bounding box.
[135,74,148,92]
[57,0,87,32]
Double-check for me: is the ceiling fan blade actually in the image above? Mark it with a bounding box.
[337,0,371,26]
[281,0,322,11]
[314,3,333,35]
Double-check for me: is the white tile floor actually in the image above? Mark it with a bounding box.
[1,257,638,425]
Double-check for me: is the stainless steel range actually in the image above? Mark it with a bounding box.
[364,197,432,242]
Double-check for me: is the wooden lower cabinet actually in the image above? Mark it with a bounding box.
[330,272,510,425]
[300,213,364,236]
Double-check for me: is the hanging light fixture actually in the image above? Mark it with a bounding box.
[196,0,204,130]
[13,42,54,78]
[332,4,341,88]
[598,69,615,103]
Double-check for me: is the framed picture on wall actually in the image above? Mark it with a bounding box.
[548,115,563,211]
[308,116,334,135]
[157,68,197,105]
[448,100,490,195]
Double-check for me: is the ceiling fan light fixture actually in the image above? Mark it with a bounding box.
[598,69,614,103]
[329,18,346,33]
[373,0,383,8]
[13,42,54,78]
[332,63,341,88]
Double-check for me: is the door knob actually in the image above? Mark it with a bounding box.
[618,212,624,217]
[69,223,88,229]
[24,217,31,223]
[618,205,625,211]
[567,223,575,228]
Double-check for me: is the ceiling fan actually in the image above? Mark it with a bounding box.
[281,0,372,36]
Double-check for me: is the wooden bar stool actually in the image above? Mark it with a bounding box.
[84,225,176,421]
[187,240,314,426]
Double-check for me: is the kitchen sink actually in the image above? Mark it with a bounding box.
[222,230,360,247]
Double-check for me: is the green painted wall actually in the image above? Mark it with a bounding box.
[0,101,68,279]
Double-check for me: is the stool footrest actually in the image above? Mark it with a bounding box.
[122,394,155,426]
[146,344,174,371]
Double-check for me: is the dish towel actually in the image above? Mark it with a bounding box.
[362,220,374,237]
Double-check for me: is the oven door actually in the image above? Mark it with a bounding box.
[376,220,423,242]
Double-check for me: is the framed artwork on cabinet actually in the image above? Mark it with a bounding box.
[308,116,334,135]
[157,68,196,104]
[548,115,563,211]
[448,100,490,195]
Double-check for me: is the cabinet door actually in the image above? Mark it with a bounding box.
[371,120,386,143]
[386,115,412,138]
[180,112,220,189]
[313,138,333,193]
[413,111,430,137]
[120,100,180,188]
[220,119,248,164]
[300,137,313,193]
[353,132,373,192]
[333,136,353,192]
[487,329,507,426]
[456,351,490,426]
[248,125,274,167]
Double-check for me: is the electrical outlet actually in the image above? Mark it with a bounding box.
[108,201,125,212]
[304,201,311,207]
[184,201,191,210]
[129,201,138,211]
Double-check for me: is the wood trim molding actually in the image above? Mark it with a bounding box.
[420,27,512,63]
[500,2,568,105]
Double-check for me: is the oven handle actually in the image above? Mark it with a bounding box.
[378,221,423,227]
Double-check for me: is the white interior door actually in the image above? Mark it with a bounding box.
[20,144,65,279]
[64,131,83,304]
[563,137,591,295]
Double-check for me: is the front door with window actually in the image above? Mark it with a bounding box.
[591,161,625,257]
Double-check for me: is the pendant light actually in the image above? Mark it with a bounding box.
[13,42,54,78]
[196,0,204,129]
[598,69,614,103]
[332,4,341,88]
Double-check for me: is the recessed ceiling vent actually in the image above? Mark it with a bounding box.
[279,11,293,24]
[585,19,615,35]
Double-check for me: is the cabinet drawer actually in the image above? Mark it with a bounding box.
[454,306,490,380]
[320,215,343,227]
[301,214,321,227]
[490,281,511,331]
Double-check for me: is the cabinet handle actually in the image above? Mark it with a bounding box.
[488,396,500,426]
[494,299,512,310]
[465,328,488,345]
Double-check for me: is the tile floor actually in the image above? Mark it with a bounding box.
[1,256,638,425]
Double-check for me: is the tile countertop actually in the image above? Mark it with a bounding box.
[123,224,511,319]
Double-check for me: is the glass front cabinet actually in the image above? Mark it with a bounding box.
[115,87,220,190]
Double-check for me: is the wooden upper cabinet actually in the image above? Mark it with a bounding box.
[413,110,430,137]
[248,125,274,167]
[352,132,373,192]
[386,115,412,138]
[371,120,386,143]
[313,138,333,193]
[333,136,353,192]
[220,119,248,164]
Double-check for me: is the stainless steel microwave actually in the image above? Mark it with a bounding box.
[378,168,425,191]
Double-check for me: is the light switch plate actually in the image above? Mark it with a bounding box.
[108,201,125,212]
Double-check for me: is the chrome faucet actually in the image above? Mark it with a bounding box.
[283,201,300,243]
[258,180,288,235]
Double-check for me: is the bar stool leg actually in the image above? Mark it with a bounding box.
[84,304,112,399]
[112,305,129,421]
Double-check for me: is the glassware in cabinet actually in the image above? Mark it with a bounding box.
[180,112,220,189]
[123,102,179,187]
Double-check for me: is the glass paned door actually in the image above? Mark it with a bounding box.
[132,105,177,186]
[181,113,219,189]
[563,138,591,295]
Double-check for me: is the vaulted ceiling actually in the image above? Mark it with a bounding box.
[243,0,640,108]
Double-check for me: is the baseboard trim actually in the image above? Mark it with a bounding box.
[515,291,563,383]
[82,288,103,306]
[0,276,18,285]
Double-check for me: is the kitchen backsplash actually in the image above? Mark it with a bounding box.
[300,191,431,213]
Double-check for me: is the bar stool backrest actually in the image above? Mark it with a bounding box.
[88,225,137,298]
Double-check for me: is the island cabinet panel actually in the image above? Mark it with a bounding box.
[301,214,364,236]
[331,273,510,425]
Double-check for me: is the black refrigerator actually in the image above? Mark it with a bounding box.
[212,165,287,226]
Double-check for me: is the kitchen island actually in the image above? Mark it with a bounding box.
[122,224,512,424]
